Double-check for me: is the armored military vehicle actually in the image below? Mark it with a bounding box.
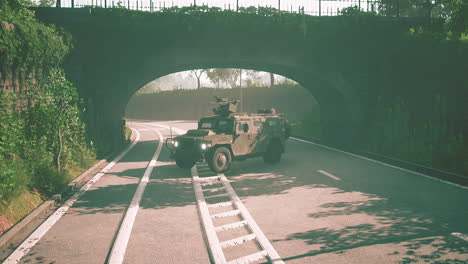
[165,97,290,173]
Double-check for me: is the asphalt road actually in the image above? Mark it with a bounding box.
[6,120,468,264]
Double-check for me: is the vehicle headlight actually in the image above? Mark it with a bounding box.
[174,141,179,147]
[200,143,211,150]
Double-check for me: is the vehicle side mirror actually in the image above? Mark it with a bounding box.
[243,123,249,133]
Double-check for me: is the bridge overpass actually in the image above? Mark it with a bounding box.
[33,7,465,155]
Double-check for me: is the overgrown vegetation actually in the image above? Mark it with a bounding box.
[0,0,71,81]
[367,95,466,175]
[104,3,467,41]
[0,0,95,231]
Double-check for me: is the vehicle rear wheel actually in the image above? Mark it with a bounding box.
[263,140,282,164]
[207,147,232,173]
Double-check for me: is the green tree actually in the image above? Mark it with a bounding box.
[38,0,56,7]
[38,69,85,172]
[191,69,207,89]
[445,1,467,40]
[206,69,240,88]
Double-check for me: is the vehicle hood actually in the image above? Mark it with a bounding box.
[185,129,214,137]
[175,129,214,140]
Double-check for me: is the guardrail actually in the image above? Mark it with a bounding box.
[55,0,383,16]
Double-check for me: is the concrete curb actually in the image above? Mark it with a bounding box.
[55,157,112,202]
[0,156,112,259]
[0,200,55,256]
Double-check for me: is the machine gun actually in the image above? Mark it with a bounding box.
[212,96,239,117]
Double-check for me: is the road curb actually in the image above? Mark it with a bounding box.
[56,157,111,200]
[0,200,55,258]
[0,156,112,260]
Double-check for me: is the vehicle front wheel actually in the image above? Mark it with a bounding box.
[175,157,196,169]
[263,140,282,164]
[207,147,232,173]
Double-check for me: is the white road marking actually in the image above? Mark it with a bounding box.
[148,123,188,135]
[192,167,284,264]
[218,174,284,264]
[317,170,342,181]
[291,137,468,190]
[192,166,227,264]
[4,128,142,264]
[451,232,468,242]
[107,127,164,264]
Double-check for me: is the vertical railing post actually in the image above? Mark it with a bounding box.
[319,0,321,16]
[237,0,239,11]
[278,0,280,11]
[396,0,400,17]
[194,0,196,6]
[71,0,74,8]
[359,0,361,9]
[105,0,107,8]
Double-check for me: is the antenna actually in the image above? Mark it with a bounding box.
[239,69,243,112]
[170,126,173,139]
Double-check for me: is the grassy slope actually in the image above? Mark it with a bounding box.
[0,159,97,235]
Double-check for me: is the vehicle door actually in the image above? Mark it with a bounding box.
[232,120,255,156]
[252,119,269,153]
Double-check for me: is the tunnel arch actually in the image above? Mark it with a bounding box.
[122,57,363,149]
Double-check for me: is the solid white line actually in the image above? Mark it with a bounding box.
[317,170,342,181]
[148,123,187,135]
[218,174,284,264]
[191,166,227,264]
[4,128,142,264]
[291,137,468,190]
[451,232,468,242]
[107,127,164,264]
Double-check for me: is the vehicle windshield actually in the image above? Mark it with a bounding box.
[198,118,234,134]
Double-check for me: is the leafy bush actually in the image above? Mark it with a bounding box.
[340,6,377,16]
[0,69,95,202]
[366,95,467,175]
[0,0,71,80]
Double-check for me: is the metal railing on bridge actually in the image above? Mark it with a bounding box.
[56,0,383,16]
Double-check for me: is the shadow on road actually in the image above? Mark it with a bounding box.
[223,153,468,263]
[73,126,467,263]
[72,160,194,216]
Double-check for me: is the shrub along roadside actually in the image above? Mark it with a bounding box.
[0,68,97,198]
[0,69,97,234]
[366,95,467,175]
[0,0,96,234]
